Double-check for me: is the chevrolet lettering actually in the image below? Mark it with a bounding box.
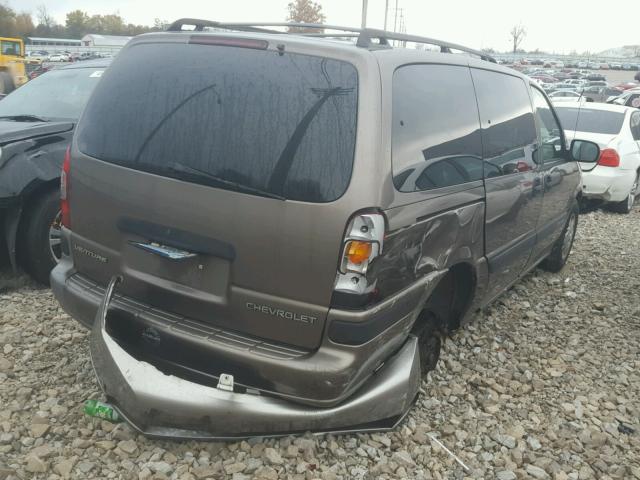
[246,302,316,325]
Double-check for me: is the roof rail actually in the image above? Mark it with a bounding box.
[166,18,281,34]
[166,19,496,63]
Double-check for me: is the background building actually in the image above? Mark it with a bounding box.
[80,34,132,48]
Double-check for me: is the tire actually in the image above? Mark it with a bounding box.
[578,198,598,214]
[540,201,579,273]
[0,71,15,95]
[23,189,62,285]
[412,311,443,376]
[609,174,638,214]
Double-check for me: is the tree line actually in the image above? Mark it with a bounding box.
[0,2,167,39]
[0,0,326,40]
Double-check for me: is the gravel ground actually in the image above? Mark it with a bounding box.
[0,208,639,480]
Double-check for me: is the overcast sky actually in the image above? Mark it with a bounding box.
[8,0,637,53]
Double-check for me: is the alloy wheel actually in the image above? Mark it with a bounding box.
[628,176,639,212]
[49,211,63,263]
[561,213,576,261]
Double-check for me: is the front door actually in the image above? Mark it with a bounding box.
[528,87,581,265]
[471,69,543,301]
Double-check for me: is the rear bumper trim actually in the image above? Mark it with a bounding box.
[91,277,422,439]
[66,272,310,361]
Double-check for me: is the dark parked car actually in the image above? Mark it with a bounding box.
[552,72,571,81]
[0,59,109,283]
[52,20,600,439]
[531,74,558,83]
[582,86,624,103]
[78,52,102,61]
[28,64,54,80]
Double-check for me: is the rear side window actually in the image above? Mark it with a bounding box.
[77,42,358,203]
[556,108,624,134]
[0,68,104,120]
[392,64,483,192]
[471,69,538,177]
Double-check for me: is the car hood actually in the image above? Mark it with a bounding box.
[0,120,74,146]
[564,129,618,172]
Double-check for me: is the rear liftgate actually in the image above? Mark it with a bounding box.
[89,276,422,440]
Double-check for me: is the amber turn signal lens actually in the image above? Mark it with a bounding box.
[346,241,372,265]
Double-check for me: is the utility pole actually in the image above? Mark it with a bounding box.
[393,0,399,33]
[361,0,368,28]
[399,9,406,46]
[383,0,389,31]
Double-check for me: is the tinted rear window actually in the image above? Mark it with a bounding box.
[556,108,625,134]
[391,64,483,192]
[77,42,358,202]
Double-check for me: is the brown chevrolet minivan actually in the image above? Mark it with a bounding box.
[51,20,600,439]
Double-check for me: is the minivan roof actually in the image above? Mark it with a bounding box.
[371,46,528,79]
[128,28,527,83]
[162,18,496,61]
[128,20,506,71]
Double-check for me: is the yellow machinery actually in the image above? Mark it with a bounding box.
[0,37,28,94]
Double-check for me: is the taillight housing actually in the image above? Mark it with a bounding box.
[334,212,386,295]
[60,146,71,228]
[597,148,620,167]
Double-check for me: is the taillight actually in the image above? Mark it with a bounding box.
[334,212,386,295]
[60,146,71,228]
[597,148,620,167]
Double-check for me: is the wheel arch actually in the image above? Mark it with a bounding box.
[11,179,60,268]
[412,261,477,335]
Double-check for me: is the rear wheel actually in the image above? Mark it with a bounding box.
[540,201,578,273]
[0,71,15,95]
[412,311,443,376]
[23,189,62,285]
[609,174,638,214]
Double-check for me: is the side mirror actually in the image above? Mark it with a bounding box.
[570,139,600,163]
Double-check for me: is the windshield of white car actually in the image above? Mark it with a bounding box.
[0,68,104,121]
[556,108,625,135]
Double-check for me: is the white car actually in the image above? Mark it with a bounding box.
[556,103,640,213]
[549,90,583,102]
[26,51,49,62]
[565,79,587,87]
[47,53,68,62]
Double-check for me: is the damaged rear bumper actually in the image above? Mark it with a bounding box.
[90,277,422,439]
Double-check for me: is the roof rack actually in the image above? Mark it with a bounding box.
[166,19,496,63]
